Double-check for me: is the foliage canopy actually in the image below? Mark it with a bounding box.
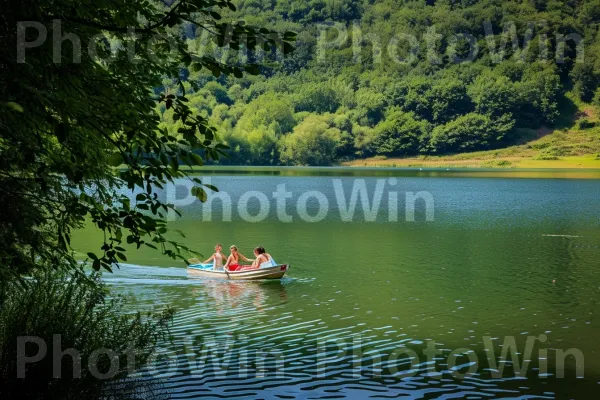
[0,0,295,277]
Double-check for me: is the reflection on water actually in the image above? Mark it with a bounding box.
[187,277,288,315]
[82,171,600,399]
[182,166,600,180]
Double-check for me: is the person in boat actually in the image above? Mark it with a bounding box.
[224,245,253,272]
[202,243,225,270]
[240,246,275,271]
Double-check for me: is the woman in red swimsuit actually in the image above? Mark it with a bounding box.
[224,245,253,271]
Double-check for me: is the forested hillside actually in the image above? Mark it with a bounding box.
[158,0,600,166]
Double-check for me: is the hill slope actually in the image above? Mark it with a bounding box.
[159,0,600,167]
[346,100,600,168]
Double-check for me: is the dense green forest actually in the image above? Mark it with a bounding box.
[157,0,600,165]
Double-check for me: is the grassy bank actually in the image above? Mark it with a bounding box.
[344,115,600,169]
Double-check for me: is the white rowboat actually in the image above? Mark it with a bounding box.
[187,262,289,280]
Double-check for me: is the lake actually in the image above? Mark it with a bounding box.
[74,168,600,399]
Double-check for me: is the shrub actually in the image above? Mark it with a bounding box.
[534,146,569,160]
[530,141,551,150]
[482,159,513,167]
[534,153,560,160]
[576,119,596,130]
[592,88,600,106]
[496,160,512,167]
[0,271,173,400]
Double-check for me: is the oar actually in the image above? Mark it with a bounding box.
[223,264,231,279]
[188,258,201,265]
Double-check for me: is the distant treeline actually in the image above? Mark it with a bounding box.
[156,0,600,165]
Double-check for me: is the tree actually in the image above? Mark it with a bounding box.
[571,61,600,102]
[429,113,515,153]
[331,113,355,157]
[245,127,280,165]
[579,0,600,26]
[395,77,472,123]
[354,88,387,126]
[204,81,233,105]
[279,115,339,165]
[467,73,518,117]
[294,82,341,113]
[0,0,295,278]
[371,110,430,156]
[235,92,296,135]
[429,79,472,123]
[515,66,561,126]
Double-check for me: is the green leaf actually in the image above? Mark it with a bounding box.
[190,153,204,166]
[123,216,134,229]
[203,184,219,192]
[87,252,98,261]
[169,156,179,171]
[108,153,124,167]
[5,102,24,113]
[191,186,207,202]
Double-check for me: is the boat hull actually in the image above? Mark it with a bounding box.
[187,264,289,280]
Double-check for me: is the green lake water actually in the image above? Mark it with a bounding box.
[73,168,600,399]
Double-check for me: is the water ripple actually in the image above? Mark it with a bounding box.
[101,261,600,399]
